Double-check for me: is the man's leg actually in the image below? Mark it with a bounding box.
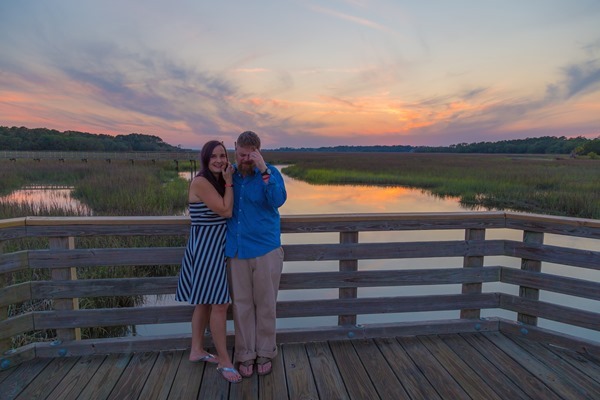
[228,257,257,363]
[253,247,284,359]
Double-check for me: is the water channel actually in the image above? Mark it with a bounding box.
[2,169,598,342]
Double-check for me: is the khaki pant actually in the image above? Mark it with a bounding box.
[228,247,284,363]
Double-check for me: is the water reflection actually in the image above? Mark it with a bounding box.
[0,186,92,215]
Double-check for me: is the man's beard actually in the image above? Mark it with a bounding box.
[238,161,254,175]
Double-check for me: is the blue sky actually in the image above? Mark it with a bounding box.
[1,0,599,149]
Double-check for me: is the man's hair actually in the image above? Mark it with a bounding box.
[236,130,261,149]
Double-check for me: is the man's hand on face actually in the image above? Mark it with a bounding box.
[249,149,267,173]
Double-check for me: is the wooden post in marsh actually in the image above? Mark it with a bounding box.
[460,228,486,319]
[338,231,358,326]
[517,230,544,326]
[49,237,81,341]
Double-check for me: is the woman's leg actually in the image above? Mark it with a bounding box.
[211,303,241,382]
[189,304,214,361]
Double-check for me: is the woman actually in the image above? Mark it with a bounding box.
[175,140,241,383]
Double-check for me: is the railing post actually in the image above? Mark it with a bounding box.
[460,228,485,319]
[0,241,9,353]
[338,231,358,326]
[49,237,81,341]
[517,230,544,326]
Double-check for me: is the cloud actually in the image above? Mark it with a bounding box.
[563,61,600,98]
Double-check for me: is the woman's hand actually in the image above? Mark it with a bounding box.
[222,162,234,184]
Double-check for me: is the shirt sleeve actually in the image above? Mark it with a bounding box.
[263,165,287,208]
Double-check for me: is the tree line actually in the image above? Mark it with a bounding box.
[0,126,182,152]
[278,136,599,155]
[2,126,599,155]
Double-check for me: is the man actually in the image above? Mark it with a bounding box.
[225,130,287,377]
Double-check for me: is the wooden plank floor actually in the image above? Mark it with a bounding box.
[1,332,599,399]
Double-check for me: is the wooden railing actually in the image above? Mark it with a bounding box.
[1,212,599,369]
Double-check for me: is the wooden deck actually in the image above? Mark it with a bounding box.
[1,332,599,400]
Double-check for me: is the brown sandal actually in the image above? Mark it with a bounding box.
[256,357,272,376]
[238,359,254,378]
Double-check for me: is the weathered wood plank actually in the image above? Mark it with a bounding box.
[543,343,600,384]
[167,352,206,399]
[0,251,29,274]
[137,350,183,400]
[504,212,600,240]
[283,240,505,261]
[339,231,358,326]
[483,331,593,399]
[461,228,486,319]
[14,356,78,399]
[33,294,499,330]
[281,211,507,233]
[439,334,530,399]
[399,336,470,399]
[500,294,600,331]
[76,353,132,400]
[45,355,107,400]
[0,358,52,400]
[328,340,381,400]
[197,348,235,399]
[0,282,31,308]
[105,352,157,399]
[351,338,409,399]
[499,319,600,359]
[374,337,442,400]
[305,341,350,400]
[459,332,563,400]
[501,267,600,301]
[504,240,600,270]
[510,336,600,397]
[28,247,184,269]
[282,342,319,400]
[0,313,34,340]
[256,348,288,400]
[30,267,500,300]
[419,335,503,399]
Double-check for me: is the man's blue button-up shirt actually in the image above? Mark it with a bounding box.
[225,164,287,259]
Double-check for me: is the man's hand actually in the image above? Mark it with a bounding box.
[250,150,267,173]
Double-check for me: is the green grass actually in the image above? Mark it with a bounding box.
[264,152,600,219]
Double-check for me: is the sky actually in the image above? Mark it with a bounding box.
[1,1,599,149]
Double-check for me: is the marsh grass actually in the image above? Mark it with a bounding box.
[269,152,600,219]
[1,159,189,343]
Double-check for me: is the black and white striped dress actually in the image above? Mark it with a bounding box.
[175,202,230,304]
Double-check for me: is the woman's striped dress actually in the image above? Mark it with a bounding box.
[175,202,230,304]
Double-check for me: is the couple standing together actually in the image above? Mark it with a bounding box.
[175,131,287,384]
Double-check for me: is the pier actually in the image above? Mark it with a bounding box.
[1,212,599,398]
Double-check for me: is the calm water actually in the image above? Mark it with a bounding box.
[3,171,598,341]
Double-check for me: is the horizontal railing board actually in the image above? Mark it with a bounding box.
[281,267,501,289]
[27,247,185,268]
[25,240,506,269]
[504,214,600,240]
[283,240,505,262]
[31,277,178,299]
[0,251,29,274]
[503,241,600,270]
[31,319,500,358]
[24,224,189,238]
[281,212,507,233]
[28,267,501,299]
[0,313,34,340]
[501,268,600,301]
[276,293,500,318]
[33,293,499,329]
[499,294,600,331]
[0,282,31,308]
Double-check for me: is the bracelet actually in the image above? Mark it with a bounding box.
[262,175,270,180]
[225,184,233,187]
